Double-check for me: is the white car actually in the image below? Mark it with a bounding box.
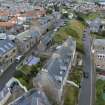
[54,28,58,32]
[16,55,23,62]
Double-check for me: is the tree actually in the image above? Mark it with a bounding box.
[62,13,68,18]
[46,8,53,14]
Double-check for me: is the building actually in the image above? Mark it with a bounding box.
[0,39,17,75]
[9,89,51,105]
[33,37,76,104]
[37,15,56,34]
[87,18,101,33]
[38,31,55,51]
[0,77,27,105]
[93,39,105,70]
[15,30,40,54]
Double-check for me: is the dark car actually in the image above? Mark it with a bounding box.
[83,72,89,79]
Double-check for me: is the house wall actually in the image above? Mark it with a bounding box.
[15,37,36,54]
[0,47,17,75]
[94,45,105,69]
[34,72,61,104]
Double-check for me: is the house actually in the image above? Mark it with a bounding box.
[0,87,11,105]
[38,31,54,51]
[37,15,56,34]
[52,11,61,20]
[9,89,51,105]
[33,37,76,104]
[15,30,40,54]
[0,39,17,75]
[0,77,27,105]
[93,39,105,70]
[87,18,101,33]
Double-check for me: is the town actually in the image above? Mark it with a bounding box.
[0,0,105,105]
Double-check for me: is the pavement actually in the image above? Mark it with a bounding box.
[78,28,96,105]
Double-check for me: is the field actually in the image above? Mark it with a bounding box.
[96,79,105,105]
[53,19,85,53]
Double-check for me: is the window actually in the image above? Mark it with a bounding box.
[27,45,29,48]
[11,59,12,63]
[13,49,16,53]
[5,55,8,58]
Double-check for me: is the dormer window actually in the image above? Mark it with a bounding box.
[60,66,67,72]
[55,75,62,83]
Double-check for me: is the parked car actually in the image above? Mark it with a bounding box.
[83,72,89,79]
[16,55,23,62]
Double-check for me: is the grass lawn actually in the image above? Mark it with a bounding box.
[19,65,32,75]
[63,67,82,105]
[53,19,85,53]
[78,12,100,20]
[17,76,33,89]
[96,79,105,105]
[68,67,82,85]
[86,12,99,20]
[64,86,78,105]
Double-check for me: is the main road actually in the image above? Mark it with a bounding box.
[78,28,96,105]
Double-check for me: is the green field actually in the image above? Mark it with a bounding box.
[53,19,85,53]
[64,86,78,105]
[63,66,82,105]
[84,12,100,20]
[96,79,105,105]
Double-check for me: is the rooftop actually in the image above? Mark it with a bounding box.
[41,31,54,45]
[0,87,10,102]
[94,39,105,46]
[16,30,40,41]
[40,37,76,89]
[0,39,16,55]
[9,89,51,105]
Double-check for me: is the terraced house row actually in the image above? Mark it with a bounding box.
[6,37,76,105]
[33,37,76,104]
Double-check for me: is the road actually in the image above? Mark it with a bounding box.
[0,62,18,91]
[78,28,96,105]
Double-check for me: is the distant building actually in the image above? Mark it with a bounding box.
[0,39,17,75]
[93,39,105,70]
[37,15,56,34]
[9,89,51,105]
[33,37,76,104]
[87,18,101,33]
[15,30,40,54]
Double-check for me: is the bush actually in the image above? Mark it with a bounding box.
[14,71,24,78]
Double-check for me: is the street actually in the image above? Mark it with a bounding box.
[0,62,17,91]
[78,28,96,105]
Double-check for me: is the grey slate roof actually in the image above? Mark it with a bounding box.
[10,89,51,105]
[94,39,105,46]
[41,31,54,45]
[43,37,76,89]
[0,87,10,101]
[38,16,53,25]
[16,30,40,41]
[0,39,16,55]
